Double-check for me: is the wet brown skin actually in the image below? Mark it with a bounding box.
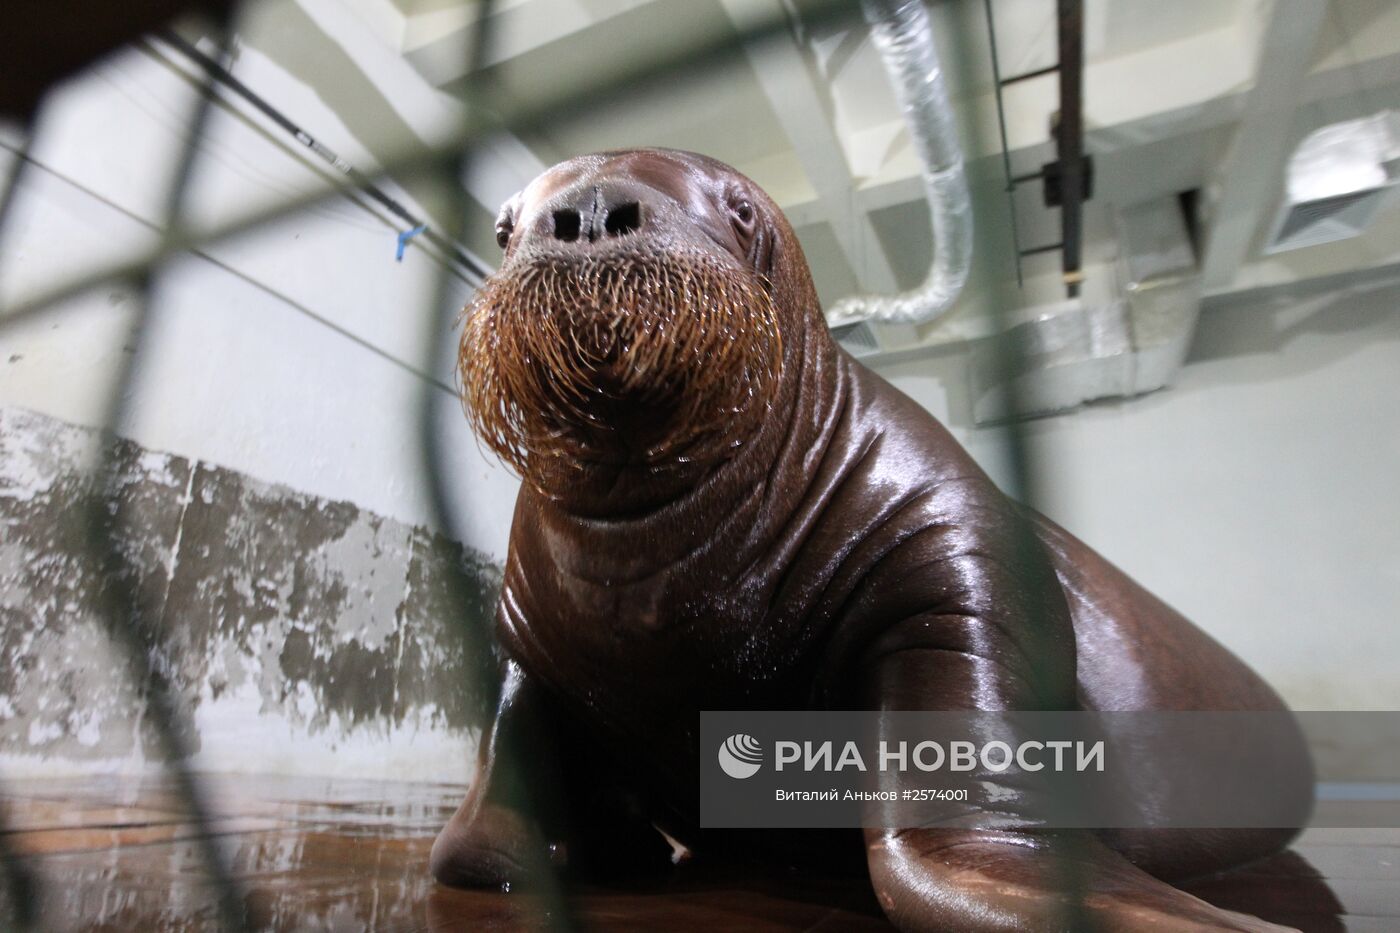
[434,149,1314,931]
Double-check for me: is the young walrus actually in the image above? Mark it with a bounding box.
[436,148,1311,931]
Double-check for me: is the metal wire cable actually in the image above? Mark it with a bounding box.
[0,0,863,334]
[75,18,256,929]
[414,1,575,925]
[154,28,492,282]
[126,42,420,239]
[0,136,31,234]
[0,125,45,933]
[0,140,459,395]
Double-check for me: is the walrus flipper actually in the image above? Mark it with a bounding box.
[431,659,673,889]
[429,659,561,889]
[856,621,1295,932]
[864,824,1294,932]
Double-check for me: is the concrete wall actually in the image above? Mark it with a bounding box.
[0,407,498,780]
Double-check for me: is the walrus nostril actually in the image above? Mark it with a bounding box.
[552,209,581,242]
[603,203,641,237]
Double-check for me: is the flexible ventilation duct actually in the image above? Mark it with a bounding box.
[826,0,973,327]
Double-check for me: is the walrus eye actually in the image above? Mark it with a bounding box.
[730,199,756,243]
[495,216,514,250]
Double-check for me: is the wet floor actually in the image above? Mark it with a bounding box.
[0,773,1395,931]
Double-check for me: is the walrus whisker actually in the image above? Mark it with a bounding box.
[459,247,781,490]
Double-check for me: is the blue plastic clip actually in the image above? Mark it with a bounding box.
[396,224,427,262]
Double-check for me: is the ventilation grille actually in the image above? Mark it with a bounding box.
[1268,188,1388,253]
[830,321,880,356]
[1265,110,1400,254]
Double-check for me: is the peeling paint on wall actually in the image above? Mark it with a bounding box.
[0,407,500,779]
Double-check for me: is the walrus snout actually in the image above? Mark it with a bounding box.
[505,154,754,271]
[544,189,643,245]
[519,178,658,256]
[460,150,789,494]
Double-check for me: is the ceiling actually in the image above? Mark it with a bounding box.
[338,0,1400,354]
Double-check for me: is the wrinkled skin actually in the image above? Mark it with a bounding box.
[434,149,1314,931]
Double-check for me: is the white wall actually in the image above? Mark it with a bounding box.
[877,275,1400,711]
[0,0,524,563]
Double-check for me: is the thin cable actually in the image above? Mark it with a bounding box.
[416,0,573,925]
[984,0,1025,287]
[124,49,481,282]
[111,48,396,239]
[0,136,31,235]
[0,140,456,395]
[0,0,863,333]
[0,133,36,305]
[0,132,43,933]
[155,28,490,283]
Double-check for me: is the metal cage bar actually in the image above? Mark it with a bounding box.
[0,0,1081,926]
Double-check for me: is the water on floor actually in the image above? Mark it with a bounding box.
[0,773,1395,931]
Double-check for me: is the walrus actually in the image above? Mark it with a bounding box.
[432,148,1313,931]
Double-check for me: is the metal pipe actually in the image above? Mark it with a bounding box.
[983,0,1025,287]
[157,30,490,283]
[1055,0,1085,298]
[1001,62,1059,85]
[77,25,256,928]
[827,0,973,327]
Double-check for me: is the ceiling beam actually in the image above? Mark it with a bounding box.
[461,130,548,213]
[718,0,899,296]
[782,40,1400,231]
[402,0,659,87]
[294,0,547,222]
[1198,0,1327,292]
